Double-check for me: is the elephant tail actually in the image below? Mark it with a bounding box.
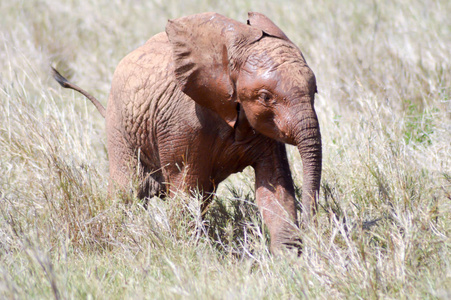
[51,67,106,118]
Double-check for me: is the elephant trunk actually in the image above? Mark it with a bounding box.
[294,112,322,222]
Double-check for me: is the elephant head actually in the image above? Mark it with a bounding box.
[166,12,322,220]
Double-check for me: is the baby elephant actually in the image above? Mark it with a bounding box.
[53,12,322,253]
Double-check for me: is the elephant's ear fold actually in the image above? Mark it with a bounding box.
[247,12,291,42]
[166,13,262,127]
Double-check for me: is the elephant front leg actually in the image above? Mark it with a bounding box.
[254,142,301,254]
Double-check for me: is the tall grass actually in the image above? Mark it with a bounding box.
[1,0,450,298]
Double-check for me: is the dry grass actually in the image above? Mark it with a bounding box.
[1,0,450,298]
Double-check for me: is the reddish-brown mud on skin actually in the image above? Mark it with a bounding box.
[296,116,322,222]
[53,12,323,254]
[235,38,322,223]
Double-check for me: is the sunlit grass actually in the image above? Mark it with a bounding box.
[1,0,450,298]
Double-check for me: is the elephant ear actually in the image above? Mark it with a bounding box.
[247,12,290,42]
[166,12,263,127]
[247,12,307,62]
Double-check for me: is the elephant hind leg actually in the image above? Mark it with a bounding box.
[107,130,137,200]
[107,128,164,203]
[137,165,165,200]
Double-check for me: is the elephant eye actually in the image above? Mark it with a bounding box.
[258,91,272,102]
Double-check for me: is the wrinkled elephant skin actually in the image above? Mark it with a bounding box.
[55,12,322,253]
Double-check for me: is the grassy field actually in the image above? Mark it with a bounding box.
[1,0,450,298]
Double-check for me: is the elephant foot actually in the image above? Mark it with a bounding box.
[270,224,302,256]
[137,173,165,207]
[271,236,302,256]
